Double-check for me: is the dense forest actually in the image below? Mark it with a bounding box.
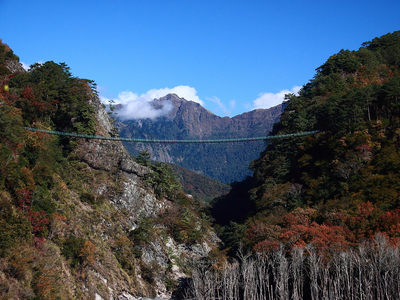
[204,31,400,299]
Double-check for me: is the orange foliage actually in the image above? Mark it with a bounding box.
[25,129,51,150]
[346,201,381,240]
[21,86,35,100]
[253,240,280,253]
[246,200,400,255]
[17,189,50,249]
[79,240,96,266]
[208,248,229,271]
[17,189,31,213]
[115,236,134,254]
[245,223,281,244]
[377,209,400,244]
[249,209,354,255]
[36,273,56,300]
[279,221,353,254]
[20,167,36,192]
[7,243,34,280]
[353,65,394,87]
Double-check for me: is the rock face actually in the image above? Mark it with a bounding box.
[5,59,26,74]
[78,96,154,217]
[119,94,284,183]
[74,94,219,299]
[150,94,283,138]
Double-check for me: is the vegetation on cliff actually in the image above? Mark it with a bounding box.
[3,29,400,299]
[0,40,216,300]
[168,163,229,203]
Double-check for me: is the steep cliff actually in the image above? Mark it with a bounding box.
[70,95,220,299]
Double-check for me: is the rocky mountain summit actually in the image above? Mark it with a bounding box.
[119,94,284,183]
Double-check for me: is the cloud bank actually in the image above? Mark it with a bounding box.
[206,96,236,117]
[100,84,302,120]
[100,85,203,120]
[117,97,173,121]
[252,86,302,110]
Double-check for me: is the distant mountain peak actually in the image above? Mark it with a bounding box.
[119,95,284,183]
[151,93,215,120]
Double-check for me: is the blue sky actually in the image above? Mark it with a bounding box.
[1,0,399,118]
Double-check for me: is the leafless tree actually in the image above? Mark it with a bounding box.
[185,235,400,300]
[306,245,322,300]
[254,253,269,300]
[290,246,304,300]
[221,260,240,300]
[238,246,257,300]
[271,246,289,300]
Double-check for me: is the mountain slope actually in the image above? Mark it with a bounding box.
[0,42,218,300]
[118,94,284,183]
[169,163,229,203]
[211,30,400,254]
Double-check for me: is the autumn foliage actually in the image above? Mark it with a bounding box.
[212,32,400,264]
[243,201,400,256]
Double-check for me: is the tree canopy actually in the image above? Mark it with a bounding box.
[211,30,400,255]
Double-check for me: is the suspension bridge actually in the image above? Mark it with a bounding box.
[24,127,320,143]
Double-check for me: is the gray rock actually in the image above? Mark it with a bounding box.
[5,59,26,73]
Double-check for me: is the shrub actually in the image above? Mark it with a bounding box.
[61,235,86,268]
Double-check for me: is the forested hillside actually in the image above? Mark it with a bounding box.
[169,163,229,203]
[203,31,400,299]
[0,40,218,300]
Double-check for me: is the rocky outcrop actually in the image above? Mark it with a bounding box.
[75,94,219,299]
[77,95,156,220]
[0,41,218,300]
[5,59,26,74]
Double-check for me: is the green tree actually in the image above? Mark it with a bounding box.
[144,162,181,199]
[135,149,151,167]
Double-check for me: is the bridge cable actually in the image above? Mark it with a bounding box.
[23,127,320,144]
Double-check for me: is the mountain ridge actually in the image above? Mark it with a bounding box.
[118,94,284,183]
[150,93,284,138]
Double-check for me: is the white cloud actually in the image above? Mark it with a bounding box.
[118,99,173,121]
[100,85,203,120]
[229,100,236,110]
[206,96,236,116]
[20,61,45,71]
[142,86,204,106]
[252,86,302,110]
[21,62,29,71]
